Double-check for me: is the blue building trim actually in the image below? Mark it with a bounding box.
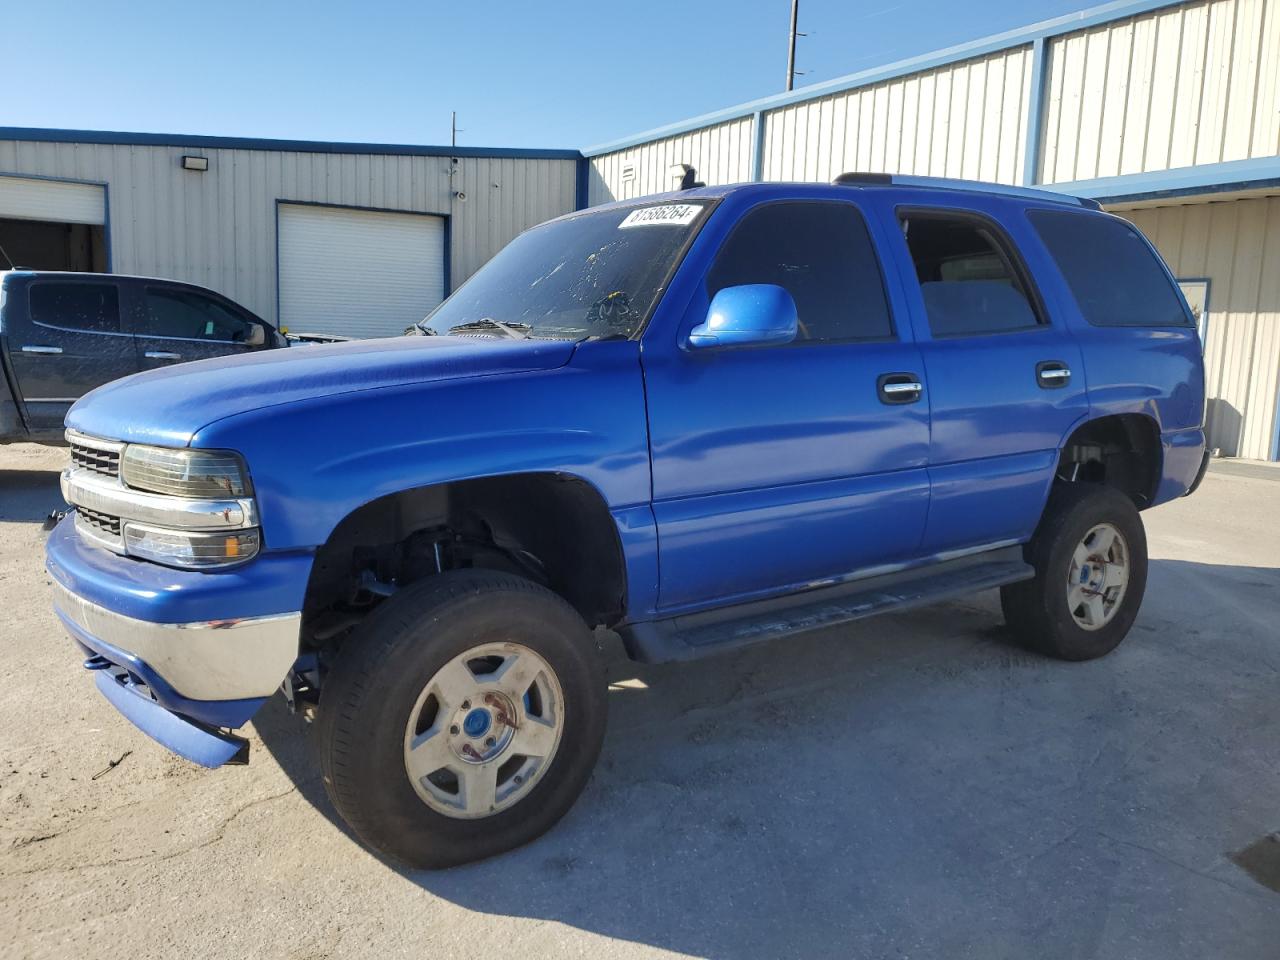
[582,0,1188,157]
[0,126,582,162]
[575,156,590,210]
[1042,157,1280,204]
[750,111,766,183]
[1272,384,1280,462]
[1022,38,1049,186]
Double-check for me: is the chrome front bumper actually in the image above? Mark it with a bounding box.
[51,579,301,702]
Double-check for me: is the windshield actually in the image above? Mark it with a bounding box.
[417,200,711,340]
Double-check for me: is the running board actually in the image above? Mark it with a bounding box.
[619,546,1033,664]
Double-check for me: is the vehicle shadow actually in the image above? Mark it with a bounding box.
[255,556,1280,959]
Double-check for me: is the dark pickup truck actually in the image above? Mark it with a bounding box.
[0,271,286,443]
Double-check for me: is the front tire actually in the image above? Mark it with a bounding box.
[317,570,607,868]
[1001,484,1148,661]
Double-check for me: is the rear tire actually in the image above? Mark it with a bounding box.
[317,569,607,868]
[1001,483,1147,661]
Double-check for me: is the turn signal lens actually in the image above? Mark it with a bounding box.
[122,523,260,569]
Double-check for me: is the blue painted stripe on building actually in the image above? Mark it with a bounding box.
[0,126,582,161]
[575,156,590,210]
[582,0,1189,157]
[1042,157,1280,203]
[1022,38,1049,187]
[750,112,766,183]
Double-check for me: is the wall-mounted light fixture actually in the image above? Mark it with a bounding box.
[181,155,209,172]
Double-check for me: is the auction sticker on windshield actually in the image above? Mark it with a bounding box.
[618,204,704,228]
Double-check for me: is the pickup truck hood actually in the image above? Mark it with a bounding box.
[66,336,577,446]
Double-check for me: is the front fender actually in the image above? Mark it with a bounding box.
[191,342,653,553]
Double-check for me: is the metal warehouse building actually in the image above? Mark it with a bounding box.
[585,0,1280,462]
[1,0,1278,460]
[0,133,581,338]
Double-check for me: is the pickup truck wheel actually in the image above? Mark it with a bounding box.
[1000,484,1147,661]
[317,570,606,869]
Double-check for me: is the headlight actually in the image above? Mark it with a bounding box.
[121,445,252,498]
[123,523,260,568]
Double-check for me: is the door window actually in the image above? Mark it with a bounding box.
[899,212,1042,337]
[29,283,121,333]
[1028,210,1192,328]
[141,288,254,342]
[706,201,894,343]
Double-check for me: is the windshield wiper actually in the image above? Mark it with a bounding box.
[446,317,531,340]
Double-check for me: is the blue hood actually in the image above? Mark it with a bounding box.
[67,336,577,446]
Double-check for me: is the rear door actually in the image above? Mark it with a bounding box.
[880,199,1089,554]
[133,283,267,370]
[7,277,137,430]
[643,195,931,611]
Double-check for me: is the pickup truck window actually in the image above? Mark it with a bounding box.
[29,283,121,333]
[417,201,710,340]
[141,287,254,342]
[706,201,893,342]
[900,213,1042,337]
[1028,210,1192,328]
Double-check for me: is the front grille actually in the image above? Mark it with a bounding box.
[75,506,122,542]
[70,441,120,479]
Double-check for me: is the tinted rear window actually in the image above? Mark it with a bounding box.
[1029,211,1190,327]
[29,283,121,333]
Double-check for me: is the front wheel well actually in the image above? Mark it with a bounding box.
[1056,414,1162,507]
[300,473,627,652]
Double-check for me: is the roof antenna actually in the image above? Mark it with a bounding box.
[0,242,13,270]
[677,164,705,190]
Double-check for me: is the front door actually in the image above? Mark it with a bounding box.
[643,196,931,612]
[7,278,137,431]
[132,284,264,370]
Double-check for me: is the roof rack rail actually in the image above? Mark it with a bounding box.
[831,172,1102,210]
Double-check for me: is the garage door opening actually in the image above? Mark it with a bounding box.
[0,175,108,273]
[0,217,106,272]
[278,203,446,339]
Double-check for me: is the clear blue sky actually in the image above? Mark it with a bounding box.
[6,0,1093,150]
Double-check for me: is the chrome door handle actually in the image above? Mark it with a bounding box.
[145,351,182,360]
[1036,361,1071,388]
[878,372,924,404]
[22,345,63,354]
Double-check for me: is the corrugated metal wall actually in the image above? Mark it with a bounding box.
[1041,0,1280,183]
[0,140,578,326]
[1120,195,1280,460]
[761,47,1033,184]
[586,117,755,206]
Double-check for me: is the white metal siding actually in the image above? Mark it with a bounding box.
[1041,0,1280,183]
[0,174,105,224]
[278,204,445,339]
[0,140,577,326]
[762,46,1034,184]
[587,116,755,205]
[1118,194,1280,460]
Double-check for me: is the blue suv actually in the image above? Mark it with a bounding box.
[46,175,1208,867]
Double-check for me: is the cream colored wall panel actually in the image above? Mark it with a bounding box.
[756,47,1031,185]
[587,116,755,205]
[1119,195,1280,461]
[1044,0,1280,184]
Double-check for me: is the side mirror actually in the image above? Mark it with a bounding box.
[244,324,267,347]
[687,284,798,350]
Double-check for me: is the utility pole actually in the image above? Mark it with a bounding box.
[785,0,800,91]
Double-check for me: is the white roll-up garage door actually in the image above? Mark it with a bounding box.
[0,175,105,224]
[278,203,446,339]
